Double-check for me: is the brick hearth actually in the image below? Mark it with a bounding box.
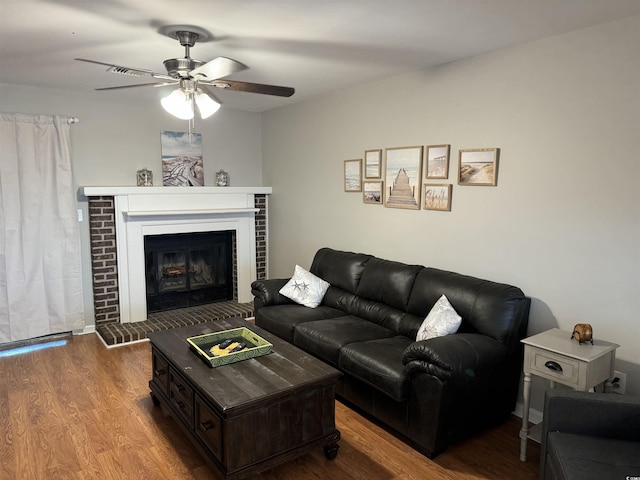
[96,301,254,346]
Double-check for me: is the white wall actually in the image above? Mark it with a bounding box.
[0,84,263,329]
[262,15,640,400]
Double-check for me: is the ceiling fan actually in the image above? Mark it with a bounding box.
[75,26,294,119]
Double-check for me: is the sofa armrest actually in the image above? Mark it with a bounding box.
[402,333,507,381]
[539,389,640,478]
[251,279,294,310]
[542,389,640,441]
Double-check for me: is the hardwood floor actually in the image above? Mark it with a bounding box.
[0,333,540,479]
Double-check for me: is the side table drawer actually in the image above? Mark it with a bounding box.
[529,348,580,387]
[195,394,223,462]
[169,368,194,428]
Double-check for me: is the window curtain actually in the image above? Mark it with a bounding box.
[0,113,84,343]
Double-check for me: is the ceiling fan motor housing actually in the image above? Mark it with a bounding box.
[163,58,205,78]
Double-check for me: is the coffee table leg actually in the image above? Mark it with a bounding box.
[323,444,339,460]
[323,431,341,460]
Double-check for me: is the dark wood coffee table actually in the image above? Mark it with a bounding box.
[148,317,341,479]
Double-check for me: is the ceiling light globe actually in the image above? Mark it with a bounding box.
[161,89,194,120]
[195,91,221,119]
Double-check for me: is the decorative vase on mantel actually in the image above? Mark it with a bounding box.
[136,168,153,187]
[216,169,230,187]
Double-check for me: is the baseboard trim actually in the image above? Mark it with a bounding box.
[513,402,543,425]
[73,325,96,336]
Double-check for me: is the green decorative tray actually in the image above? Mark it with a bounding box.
[187,327,273,368]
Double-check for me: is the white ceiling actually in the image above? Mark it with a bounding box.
[2,0,640,112]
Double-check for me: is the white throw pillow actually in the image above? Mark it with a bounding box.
[416,294,462,341]
[279,265,330,308]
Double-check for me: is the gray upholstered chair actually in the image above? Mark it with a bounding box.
[539,389,640,480]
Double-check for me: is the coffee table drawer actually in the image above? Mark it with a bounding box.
[195,394,222,462]
[169,368,194,427]
[152,351,169,395]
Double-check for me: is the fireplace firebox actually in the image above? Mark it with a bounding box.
[144,231,233,313]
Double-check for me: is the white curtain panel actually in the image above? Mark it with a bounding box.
[0,113,84,343]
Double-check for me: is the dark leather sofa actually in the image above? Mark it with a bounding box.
[251,248,531,457]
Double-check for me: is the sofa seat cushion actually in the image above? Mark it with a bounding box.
[546,431,640,480]
[293,316,395,365]
[338,336,414,402]
[255,304,345,343]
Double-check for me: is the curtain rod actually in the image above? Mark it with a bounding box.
[68,117,80,124]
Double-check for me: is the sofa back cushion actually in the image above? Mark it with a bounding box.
[356,257,422,311]
[309,248,529,346]
[407,268,528,347]
[310,248,372,294]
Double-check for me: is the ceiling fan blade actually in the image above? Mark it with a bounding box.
[206,79,295,97]
[95,82,176,91]
[189,57,248,80]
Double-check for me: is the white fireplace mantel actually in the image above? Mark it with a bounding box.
[82,186,272,196]
[81,186,271,323]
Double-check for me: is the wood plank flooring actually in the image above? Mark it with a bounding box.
[0,333,540,479]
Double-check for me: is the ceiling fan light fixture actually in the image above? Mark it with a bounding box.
[195,90,221,119]
[161,88,194,120]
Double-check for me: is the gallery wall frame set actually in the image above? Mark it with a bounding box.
[344,144,500,211]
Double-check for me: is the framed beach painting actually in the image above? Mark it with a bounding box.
[384,146,423,210]
[423,184,452,211]
[364,149,382,179]
[425,144,450,179]
[363,181,383,204]
[161,131,204,186]
[344,159,362,192]
[458,148,499,186]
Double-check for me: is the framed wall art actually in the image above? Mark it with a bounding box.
[423,184,452,211]
[161,131,204,186]
[364,149,382,179]
[425,144,450,179]
[344,159,362,192]
[458,148,500,186]
[363,181,383,204]
[384,146,423,210]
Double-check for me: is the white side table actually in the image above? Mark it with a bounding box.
[519,328,619,462]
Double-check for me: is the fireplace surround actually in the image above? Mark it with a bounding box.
[83,186,270,325]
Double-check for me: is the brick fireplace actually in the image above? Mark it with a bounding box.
[83,187,269,326]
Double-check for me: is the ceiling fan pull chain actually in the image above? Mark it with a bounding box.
[188,105,195,136]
